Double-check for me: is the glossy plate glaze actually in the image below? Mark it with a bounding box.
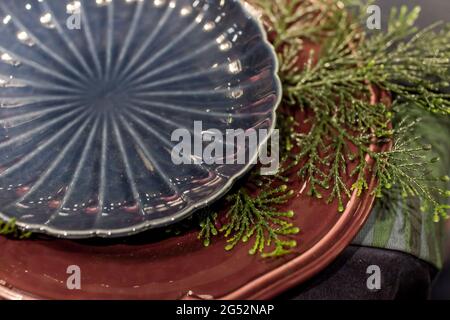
[0,0,281,237]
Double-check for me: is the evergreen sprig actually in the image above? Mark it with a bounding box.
[372,107,450,222]
[255,0,450,216]
[198,185,299,258]
[198,211,218,247]
[199,0,449,256]
[0,219,31,239]
[276,2,450,115]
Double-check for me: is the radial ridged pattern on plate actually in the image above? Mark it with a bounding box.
[0,0,280,237]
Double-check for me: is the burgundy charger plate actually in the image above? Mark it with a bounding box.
[0,86,391,300]
[0,1,391,297]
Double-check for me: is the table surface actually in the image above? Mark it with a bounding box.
[282,246,437,300]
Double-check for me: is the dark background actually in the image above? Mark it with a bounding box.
[376,0,450,299]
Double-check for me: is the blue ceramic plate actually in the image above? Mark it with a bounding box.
[0,0,281,238]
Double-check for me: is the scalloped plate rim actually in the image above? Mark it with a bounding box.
[0,0,283,239]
